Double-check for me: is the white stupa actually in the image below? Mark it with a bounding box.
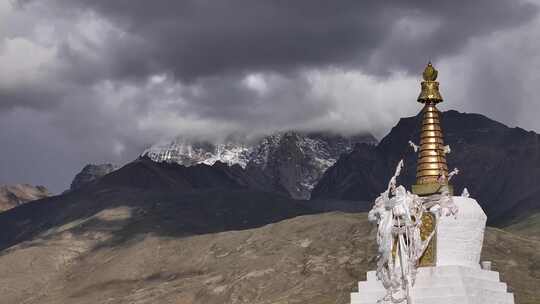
[350,63,514,304]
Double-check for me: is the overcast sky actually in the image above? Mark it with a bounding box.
[1,0,540,193]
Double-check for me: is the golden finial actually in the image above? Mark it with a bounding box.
[422,62,438,81]
[417,62,443,104]
[412,62,452,196]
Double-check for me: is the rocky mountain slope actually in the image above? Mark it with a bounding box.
[0,157,313,251]
[70,164,117,191]
[0,210,538,304]
[312,110,540,225]
[143,131,376,199]
[0,184,49,212]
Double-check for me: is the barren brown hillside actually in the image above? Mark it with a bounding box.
[0,210,538,304]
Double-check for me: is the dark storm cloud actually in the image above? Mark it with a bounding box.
[0,84,61,111]
[2,0,540,192]
[20,0,538,81]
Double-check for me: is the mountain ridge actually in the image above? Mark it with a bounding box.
[143,131,377,199]
[70,164,117,191]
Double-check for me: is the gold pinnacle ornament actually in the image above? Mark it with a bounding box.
[412,62,453,196]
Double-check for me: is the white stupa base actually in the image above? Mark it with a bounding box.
[350,265,514,304]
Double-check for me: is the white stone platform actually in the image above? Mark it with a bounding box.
[351,196,514,304]
[350,265,514,304]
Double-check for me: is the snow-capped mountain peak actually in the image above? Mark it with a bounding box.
[142,131,377,199]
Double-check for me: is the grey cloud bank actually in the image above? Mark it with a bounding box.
[1,0,539,192]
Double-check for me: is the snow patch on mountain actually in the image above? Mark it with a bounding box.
[143,140,252,168]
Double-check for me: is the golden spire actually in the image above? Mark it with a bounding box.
[412,62,452,196]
